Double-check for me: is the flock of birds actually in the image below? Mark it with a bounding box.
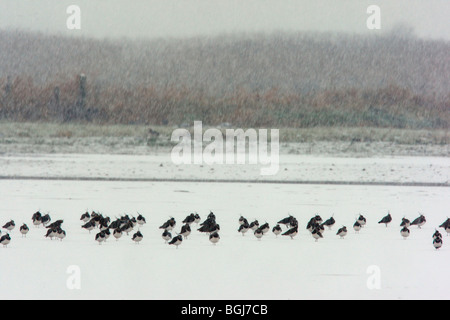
[238,211,448,250]
[0,210,449,250]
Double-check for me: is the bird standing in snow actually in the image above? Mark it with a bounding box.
[169,235,183,249]
[254,227,264,240]
[277,215,298,229]
[400,217,410,228]
[80,211,90,222]
[378,213,392,227]
[113,228,122,240]
[357,214,366,227]
[160,217,176,231]
[282,226,298,239]
[136,213,146,226]
[179,224,191,239]
[259,222,270,235]
[238,222,250,236]
[353,221,362,233]
[336,226,348,239]
[438,218,450,236]
[132,231,143,244]
[432,230,442,240]
[0,234,11,247]
[95,231,106,245]
[239,216,248,226]
[400,226,410,239]
[272,224,282,237]
[20,224,29,237]
[410,214,426,229]
[45,227,57,240]
[249,220,259,231]
[82,221,95,233]
[162,230,172,243]
[321,215,335,230]
[32,211,42,227]
[2,220,15,231]
[56,228,66,241]
[433,237,443,250]
[41,214,51,227]
[209,232,220,245]
[182,213,196,225]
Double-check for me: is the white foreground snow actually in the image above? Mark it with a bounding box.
[0,178,448,300]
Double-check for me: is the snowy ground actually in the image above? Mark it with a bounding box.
[0,178,449,300]
[0,153,448,185]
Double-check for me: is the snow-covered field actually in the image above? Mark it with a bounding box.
[0,153,448,185]
[0,175,449,300]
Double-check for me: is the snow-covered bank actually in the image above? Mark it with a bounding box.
[0,153,448,185]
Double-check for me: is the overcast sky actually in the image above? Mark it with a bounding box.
[0,0,449,40]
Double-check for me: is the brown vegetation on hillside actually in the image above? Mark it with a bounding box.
[0,30,448,128]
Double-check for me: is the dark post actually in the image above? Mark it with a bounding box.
[77,73,87,118]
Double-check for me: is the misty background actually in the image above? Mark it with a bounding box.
[1,0,449,40]
[0,0,448,129]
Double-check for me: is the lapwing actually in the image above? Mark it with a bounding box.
[41,214,51,227]
[162,230,172,243]
[238,222,250,236]
[0,234,11,247]
[45,227,57,240]
[80,211,90,222]
[357,214,367,227]
[31,211,42,227]
[272,224,282,237]
[238,216,248,226]
[336,226,348,239]
[179,224,191,239]
[439,218,450,232]
[378,212,392,227]
[113,228,123,240]
[82,221,95,233]
[306,218,319,233]
[282,226,298,239]
[254,227,264,240]
[259,222,270,234]
[95,231,106,245]
[132,231,143,244]
[20,224,29,237]
[277,215,297,229]
[433,230,442,240]
[353,221,362,233]
[400,217,411,228]
[410,214,426,229]
[400,226,410,239]
[433,237,443,250]
[169,235,183,249]
[2,220,15,231]
[249,220,259,231]
[321,216,336,230]
[194,213,201,225]
[182,213,196,225]
[136,213,146,226]
[209,232,220,245]
[56,228,66,241]
[121,221,134,235]
[313,214,323,224]
[160,218,176,231]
